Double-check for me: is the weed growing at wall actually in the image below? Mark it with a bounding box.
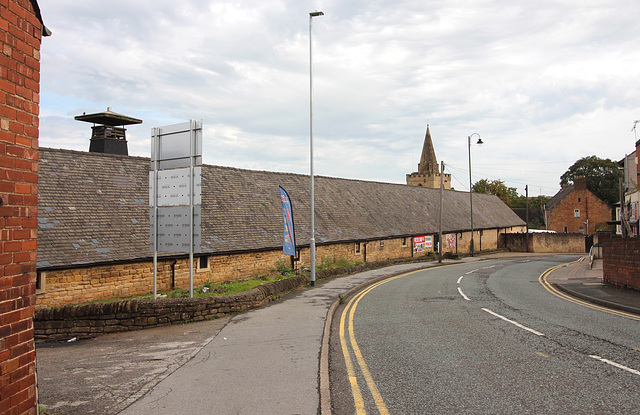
[318,256,363,270]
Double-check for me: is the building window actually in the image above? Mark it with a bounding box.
[574,209,580,218]
[355,242,361,254]
[36,271,46,294]
[380,240,385,248]
[197,256,209,271]
[564,227,568,233]
[578,197,581,202]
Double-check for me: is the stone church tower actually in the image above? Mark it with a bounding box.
[406,125,451,189]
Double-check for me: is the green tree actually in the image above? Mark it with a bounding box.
[511,194,550,209]
[472,179,519,207]
[560,156,622,206]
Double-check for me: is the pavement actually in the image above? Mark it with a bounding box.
[544,256,640,316]
[35,253,640,415]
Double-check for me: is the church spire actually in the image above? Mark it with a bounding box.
[406,124,451,190]
[418,124,438,175]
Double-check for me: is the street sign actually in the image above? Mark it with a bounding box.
[150,120,203,299]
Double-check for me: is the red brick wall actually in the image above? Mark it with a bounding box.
[547,187,611,234]
[1,1,42,413]
[602,238,640,291]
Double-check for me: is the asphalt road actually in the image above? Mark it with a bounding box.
[330,256,640,414]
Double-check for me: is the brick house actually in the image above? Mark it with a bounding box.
[35,143,526,309]
[1,1,49,414]
[544,177,611,234]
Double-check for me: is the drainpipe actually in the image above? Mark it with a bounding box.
[171,259,177,289]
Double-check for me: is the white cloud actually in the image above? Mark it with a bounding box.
[37,0,640,197]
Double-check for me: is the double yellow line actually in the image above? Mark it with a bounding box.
[339,271,423,414]
[539,258,640,321]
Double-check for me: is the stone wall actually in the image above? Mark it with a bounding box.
[502,232,586,253]
[602,237,640,291]
[34,276,307,341]
[37,229,525,309]
[36,238,426,309]
[1,1,43,413]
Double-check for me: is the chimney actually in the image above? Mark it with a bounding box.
[75,108,142,155]
[574,176,587,190]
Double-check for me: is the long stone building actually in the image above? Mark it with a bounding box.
[35,144,525,308]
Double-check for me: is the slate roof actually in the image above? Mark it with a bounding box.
[37,148,525,270]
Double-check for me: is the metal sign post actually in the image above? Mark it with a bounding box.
[150,120,203,299]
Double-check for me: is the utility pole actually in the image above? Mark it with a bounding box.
[525,185,529,234]
[439,161,444,263]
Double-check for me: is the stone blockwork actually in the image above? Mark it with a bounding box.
[34,276,307,341]
[36,238,429,309]
[602,237,640,291]
[36,250,289,309]
[36,229,527,310]
[502,232,586,253]
[1,1,44,413]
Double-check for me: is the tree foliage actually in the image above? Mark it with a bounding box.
[472,179,519,207]
[560,156,622,206]
[510,194,550,209]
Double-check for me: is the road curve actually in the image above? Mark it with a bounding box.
[330,256,640,414]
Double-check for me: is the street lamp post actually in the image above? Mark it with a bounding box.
[468,133,483,257]
[309,10,323,286]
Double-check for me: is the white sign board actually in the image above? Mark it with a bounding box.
[150,120,202,253]
[149,167,202,207]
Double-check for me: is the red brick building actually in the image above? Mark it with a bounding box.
[1,1,48,413]
[544,177,612,234]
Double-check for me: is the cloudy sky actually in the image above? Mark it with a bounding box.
[38,0,640,197]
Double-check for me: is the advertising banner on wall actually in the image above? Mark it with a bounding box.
[413,236,426,253]
[279,186,296,256]
[414,235,433,253]
[446,233,456,249]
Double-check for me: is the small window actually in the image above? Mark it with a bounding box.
[355,242,361,254]
[197,256,209,271]
[36,271,46,294]
[563,227,568,233]
[578,197,581,202]
[574,209,580,218]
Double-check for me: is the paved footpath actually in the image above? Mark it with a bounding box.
[119,261,441,415]
[36,253,639,414]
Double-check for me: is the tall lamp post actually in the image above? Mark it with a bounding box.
[309,10,323,286]
[468,133,483,257]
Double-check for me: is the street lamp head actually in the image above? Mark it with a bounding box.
[468,132,482,146]
[310,11,324,17]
